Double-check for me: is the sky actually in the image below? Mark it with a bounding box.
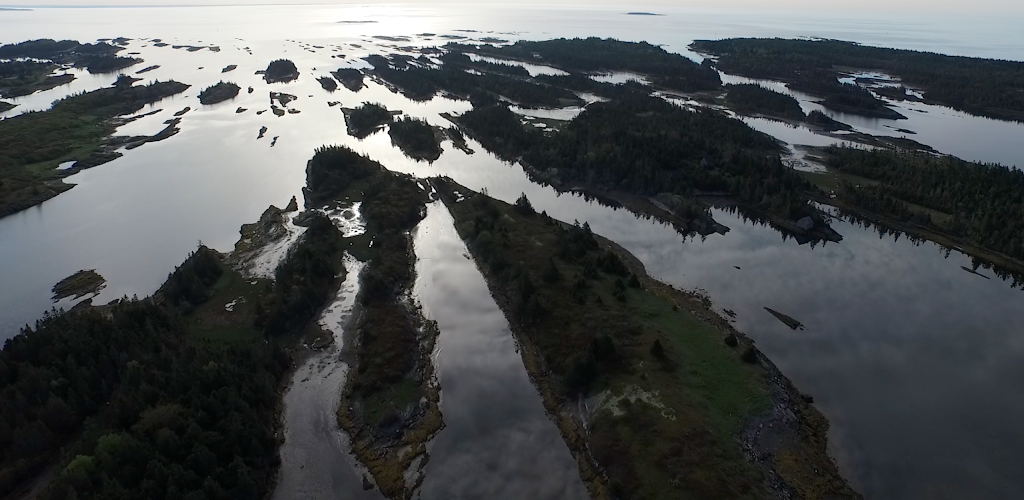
[0,0,1020,14]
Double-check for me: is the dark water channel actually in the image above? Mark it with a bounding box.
[272,256,384,500]
[413,203,588,499]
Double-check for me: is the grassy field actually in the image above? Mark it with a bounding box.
[435,177,859,500]
[184,267,270,345]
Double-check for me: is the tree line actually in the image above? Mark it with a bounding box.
[692,38,1024,121]
[824,146,1024,261]
[457,92,825,222]
[364,53,581,107]
[724,83,804,120]
[0,39,119,62]
[461,37,723,92]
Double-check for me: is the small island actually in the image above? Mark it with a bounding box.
[342,102,395,139]
[51,269,106,301]
[724,83,805,120]
[198,81,241,105]
[805,109,852,131]
[388,116,442,162]
[765,307,804,330]
[75,55,142,74]
[316,75,338,91]
[263,58,299,83]
[331,68,365,91]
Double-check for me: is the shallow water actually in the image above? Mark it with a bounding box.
[465,52,568,77]
[1,5,1023,499]
[272,255,383,500]
[718,73,1024,168]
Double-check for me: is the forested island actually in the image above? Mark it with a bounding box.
[342,102,395,139]
[316,75,338,91]
[451,93,841,241]
[0,39,133,98]
[809,146,1024,274]
[388,116,442,162]
[0,61,74,99]
[720,84,864,131]
[724,83,805,120]
[457,37,722,92]
[691,38,1024,121]
[0,39,121,63]
[0,78,190,218]
[75,55,141,74]
[330,68,364,91]
[363,52,582,107]
[786,70,906,119]
[262,59,299,83]
[805,109,852,131]
[303,146,442,498]
[433,178,860,499]
[198,81,240,105]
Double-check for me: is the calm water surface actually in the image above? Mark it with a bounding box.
[413,203,588,499]
[1,5,1023,499]
[272,256,383,500]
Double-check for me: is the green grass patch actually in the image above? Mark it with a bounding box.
[359,378,421,427]
[185,268,269,345]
